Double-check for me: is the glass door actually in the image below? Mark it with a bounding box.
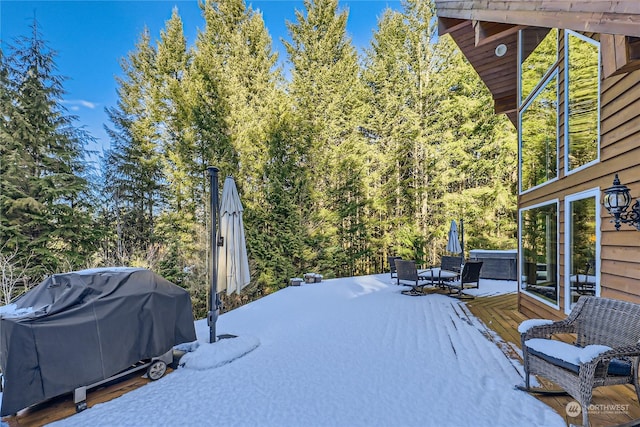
[565,189,600,313]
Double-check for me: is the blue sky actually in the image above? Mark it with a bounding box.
[1,0,401,163]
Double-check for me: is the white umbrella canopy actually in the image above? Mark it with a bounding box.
[446,220,462,254]
[217,176,251,295]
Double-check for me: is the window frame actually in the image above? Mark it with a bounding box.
[563,30,601,176]
[564,188,601,314]
[518,70,560,194]
[518,199,560,310]
[518,28,561,195]
[519,28,559,105]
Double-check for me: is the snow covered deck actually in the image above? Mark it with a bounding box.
[3,275,640,426]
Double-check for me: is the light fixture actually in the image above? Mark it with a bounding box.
[603,174,640,231]
[495,44,507,57]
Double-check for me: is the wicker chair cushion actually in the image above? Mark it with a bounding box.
[525,339,631,376]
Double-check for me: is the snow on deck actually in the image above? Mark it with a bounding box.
[31,275,562,426]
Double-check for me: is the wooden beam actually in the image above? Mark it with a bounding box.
[435,1,640,37]
[600,35,617,78]
[494,94,517,114]
[474,21,526,47]
[601,35,640,78]
[435,1,640,16]
[438,17,470,36]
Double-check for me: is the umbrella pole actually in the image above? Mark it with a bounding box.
[460,218,465,260]
[207,166,220,343]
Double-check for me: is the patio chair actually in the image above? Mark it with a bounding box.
[430,255,463,287]
[573,260,596,296]
[520,296,640,427]
[388,256,402,283]
[396,260,434,295]
[440,255,463,274]
[442,261,483,299]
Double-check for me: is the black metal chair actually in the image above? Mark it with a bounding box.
[440,255,463,274]
[442,261,483,299]
[434,255,464,287]
[395,260,434,295]
[388,256,402,284]
[573,260,596,296]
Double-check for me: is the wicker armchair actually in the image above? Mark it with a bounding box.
[520,296,640,427]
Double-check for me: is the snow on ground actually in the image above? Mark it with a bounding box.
[32,275,561,426]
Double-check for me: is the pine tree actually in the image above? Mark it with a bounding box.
[362,2,437,265]
[103,27,166,265]
[195,0,304,292]
[150,8,202,285]
[284,0,371,277]
[363,0,517,265]
[427,35,518,252]
[195,0,284,198]
[246,105,308,290]
[0,21,97,281]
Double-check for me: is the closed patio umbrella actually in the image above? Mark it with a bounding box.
[446,220,462,255]
[217,176,251,295]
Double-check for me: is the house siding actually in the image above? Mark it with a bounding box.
[519,34,640,316]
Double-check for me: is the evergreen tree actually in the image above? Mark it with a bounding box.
[427,35,517,252]
[0,21,97,282]
[196,0,302,292]
[284,0,371,277]
[201,0,281,181]
[363,0,517,265]
[103,27,166,265]
[151,9,202,285]
[362,2,437,265]
[246,105,308,291]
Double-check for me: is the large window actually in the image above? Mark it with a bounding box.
[518,29,602,310]
[520,28,558,103]
[520,73,558,191]
[519,28,559,193]
[520,202,558,306]
[565,31,600,172]
[565,190,600,312]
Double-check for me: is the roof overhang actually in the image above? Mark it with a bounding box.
[436,1,640,37]
[434,1,640,123]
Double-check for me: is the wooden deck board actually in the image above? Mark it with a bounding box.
[467,293,640,427]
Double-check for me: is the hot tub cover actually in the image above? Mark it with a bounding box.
[0,267,197,416]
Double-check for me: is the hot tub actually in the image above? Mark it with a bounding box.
[469,249,517,281]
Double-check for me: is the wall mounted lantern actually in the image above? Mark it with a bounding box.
[603,174,640,231]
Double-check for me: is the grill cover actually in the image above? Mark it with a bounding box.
[0,268,196,416]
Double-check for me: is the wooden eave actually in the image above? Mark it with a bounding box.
[439,18,519,123]
[435,1,640,38]
[435,1,640,123]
